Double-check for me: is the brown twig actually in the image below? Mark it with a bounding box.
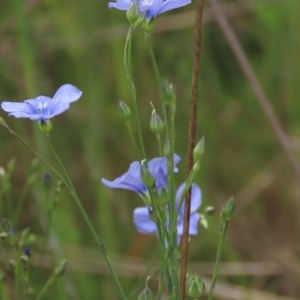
[208,0,300,182]
[180,0,204,299]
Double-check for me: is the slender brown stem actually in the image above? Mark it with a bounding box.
[208,0,300,182]
[180,0,204,299]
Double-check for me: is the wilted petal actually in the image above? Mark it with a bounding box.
[133,207,157,233]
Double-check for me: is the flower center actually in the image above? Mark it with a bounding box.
[140,0,154,6]
[37,102,49,113]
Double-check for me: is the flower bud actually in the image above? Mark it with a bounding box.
[193,136,205,162]
[20,255,29,266]
[8,259,16,272]
[0,117,7,126]
[38,120,52,134]
[135,11,146,27]
[126,0,140,25]
[142,18,155,35]
[44,174,53,191]
[161,79,176,106]
[0,167,6,178]
[54,259,68,276]
[157,188,169,206]
[117,100,131,121]
[205,206,215,215]
[138,283,152,300]
[150,110,164,135]
[1,218,11,233]
[7,158,16,174]
[186,275,205,298]
[192,159,201,174]
[141,162,155,190]
[220,197,235,224]
[0,232,8,241]
[30,157,39,172]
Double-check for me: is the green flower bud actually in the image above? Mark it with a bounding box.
[38,120,52,134]
[142,18,155,34]
[7,158,16,174]
[135,11,146,27]
[205,206,215,215]
[1,218,11,232]
[27,234,36,247]
[156,188,169,206]
[200,215,208,229]
[220,197,235,224]
[117,100,131,121]
[140,162,155,190]
[20,255,29,266]
[193,136,205,162]
[0,167,5,178]
[21,227,30,239]
[0,117,7,126]
[30,157,39,172]
[192,159,201,174]
[150,110,164,135]
[126,0,140,25]
[161,79,176,106]
[8,260,16,272]
[138,283,152,300]
[186,275,205,298]
[0,232,8,241]
[54,259,68,276]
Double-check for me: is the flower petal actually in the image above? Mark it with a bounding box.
[177,212,200,235]
[133,207,157,233]
[1,102,37,119]
[49,84,82,116]
[101,161,148,195]
[175,183,202,215]
[156,0,191,16]
[108,0,132,9]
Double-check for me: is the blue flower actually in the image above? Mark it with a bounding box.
[1,84,82,122]
[133,183,201,244]
[108,0,191,19]
[101,154,180,198]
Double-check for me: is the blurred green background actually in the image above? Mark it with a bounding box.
[0,0,300,299]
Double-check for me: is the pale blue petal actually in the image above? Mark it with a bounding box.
[156,0,191,15]
[177,213,200,235]
[133,207,157,233]
[49,84,82,116]
[1,102,36,119]
[176,183,201,216]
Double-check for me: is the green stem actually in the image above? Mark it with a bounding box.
[13,173,37,225]
[1,124,72,191]
[46,137,126,300]
[208,222,229,300]
[156,134,163,156]
[124,26,146,161]
[36,273,56,300]
[125,121,141,160]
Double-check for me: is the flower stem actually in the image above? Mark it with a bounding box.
[125,121,141,160]
[46,137,127,300]
[208,222,229,300]
[124,25,146,161]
